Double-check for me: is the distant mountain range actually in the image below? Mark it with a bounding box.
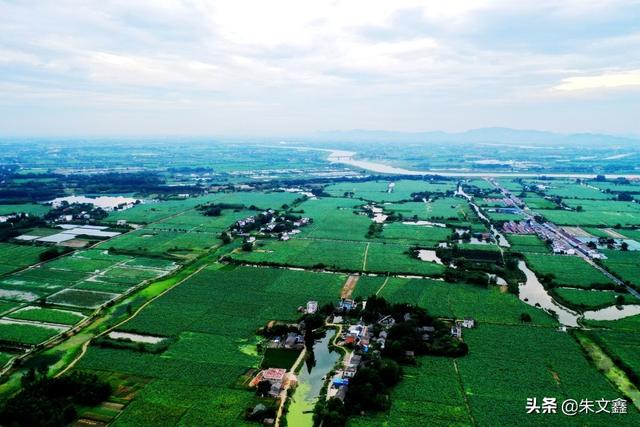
[310,127,640,146]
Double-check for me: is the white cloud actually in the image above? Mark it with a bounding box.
[554,70,640,91]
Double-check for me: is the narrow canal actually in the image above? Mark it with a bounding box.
[286,329,340,426]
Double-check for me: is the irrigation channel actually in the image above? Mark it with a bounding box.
[286,330,340,426]
[517,260,640,326]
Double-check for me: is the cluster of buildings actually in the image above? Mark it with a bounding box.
[233,211,310,243]
[502,220,536,234]
[450,317,475,339]
[250,368,292,398]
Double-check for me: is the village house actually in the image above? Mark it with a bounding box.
[256,368,287,397]
[462,317,475,328]
[306,300,318,314]
[450,324,462,339]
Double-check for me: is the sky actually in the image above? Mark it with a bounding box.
[1,0,640,137]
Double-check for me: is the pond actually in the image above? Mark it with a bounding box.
[286,330,340,427]
[417,250,443,264]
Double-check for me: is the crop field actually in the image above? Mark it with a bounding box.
[364,243,446,276]
[0,203,50,216]
[232,239,447,276]
[349,356,472,426]
[350,276,386,299]
[106,191,298,225]
[77,265,345,426]
[147,208,253,233]
[7,306,85,325]
[457,324,640,426]
[0,249,176,309]
[378,223,452,245]
[541,182,612,200]
[524,254,615,289]
[325,179,456,202]
[600,250,640,287]
[0,351,14,366]
[0,243,49,276]
[590,181,640,193]
[108,380,257,427]
[115,265,344,338]
[379,278,557,326]
[521,194,557,209]
[297,197,372,241]
[552,287,638,310]
[535,208,640,227]
[506,234,549,253]
[46,289,119,308]
[100,229,219,258]
[589,329,640,383]
[484,211,524,222]
[0,300,20,315]
[231,238,367,271]
[0,319,65,345]
[386,197,474,221]
[563,199,640,213]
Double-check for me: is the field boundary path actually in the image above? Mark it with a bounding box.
[375,274,391,295]
[453,359,477,427]
[362,242,370,270]
[341,275,359,299]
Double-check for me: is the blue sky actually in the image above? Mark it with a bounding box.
[1,0,639,137]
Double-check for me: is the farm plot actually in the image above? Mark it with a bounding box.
[378,223,452,245]
[379,278,557,326]
[522,194,557,209]
[364,243,446,276]
[105,196,219,224]
[541,182,612,200]
[589,329,640,385]
[108,380,256,427]
[46,289,119,309]
[117,265,344,338]
[563,199,640,213]
[484,211,524,222]
[7,306,85,325]
[148,209,253,233]
[506,234,549,253]
[0,319,66,345]
[350,356,472,426]
[524,254,615,289]
[0,249,174,305]
[0,243,49,275]
[325,180,456,202]
[535,208,640,227]
[0,300,20,315]
[600,250,640,288]
[99,229,218,258]
[0,203,50,216]
[385,197,474,222]
[457,324,640,426]
[552,287,639,311]
[231,238,367,271]
[296,198,372,241]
